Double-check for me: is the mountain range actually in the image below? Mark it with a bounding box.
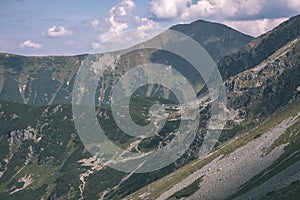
[0,15,300,200]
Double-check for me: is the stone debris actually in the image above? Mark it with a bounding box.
[9,126,37,144]
[157,112,300,200]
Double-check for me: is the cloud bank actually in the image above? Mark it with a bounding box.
[150,0,299,21]
[149,0,298,37]
[92,0,161,49]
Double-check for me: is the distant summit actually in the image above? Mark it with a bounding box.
[171,19,254,62]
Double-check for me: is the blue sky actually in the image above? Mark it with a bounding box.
[0,0,299,56]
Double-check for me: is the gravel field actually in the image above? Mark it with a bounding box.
[157,112,300,200]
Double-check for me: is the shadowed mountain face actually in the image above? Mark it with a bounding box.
[0,16,300,200]
[171,19,253,62]
[0,20,253,106]
[219,15,300,79]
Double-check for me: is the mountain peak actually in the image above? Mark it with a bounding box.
[170,19,254,62]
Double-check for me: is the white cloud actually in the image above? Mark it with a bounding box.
[91,19,105,31]
[92,42,101,49]
[95,0,160,43]
[137,18,160,29]
[96,0,135,42]
[150,0,266,21]
[42,26,73,38]
[92,0,162,51]
[287,0,300,11]
[91,28,164,54]
[19,40,42,49]
[224,18,289,37]
[150,0,187,19]
[134,18,162,44]
[91,19,100,30]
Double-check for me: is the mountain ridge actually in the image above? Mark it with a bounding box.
[0,18,253,106]
[219,14,300,79]
[170,19,254,61]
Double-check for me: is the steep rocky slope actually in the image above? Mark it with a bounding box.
[219,15,300,79]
